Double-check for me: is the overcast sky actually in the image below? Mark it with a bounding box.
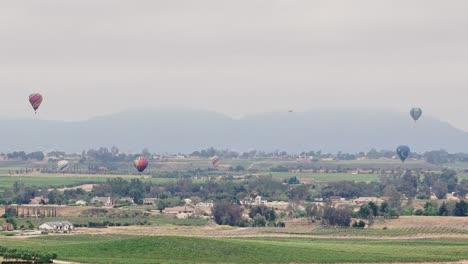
[1,1,468,130]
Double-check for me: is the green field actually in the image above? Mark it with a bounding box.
[267,172,381,182]
[13,216,208,228]
[1,235,467,264]
[0,175,176,190]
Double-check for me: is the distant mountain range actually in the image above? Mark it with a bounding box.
[1,110,467,153]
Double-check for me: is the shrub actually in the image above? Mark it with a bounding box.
[352,220,366,228]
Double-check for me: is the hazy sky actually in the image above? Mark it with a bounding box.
[1,1,468,129]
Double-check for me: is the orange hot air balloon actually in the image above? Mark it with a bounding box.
[134,156,149,173]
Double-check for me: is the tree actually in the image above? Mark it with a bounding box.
[380,201,389,215]
[26,151,45,161]
[423,150,449,165]
[358,204,371,219]
[322,206,351,227]
[287,184,309,201]
[287,176,300,185]
[438,202,448,216]
[253,214,267,227]
[47,189,64,205]
[456,180,468,198]
[423,202,437,216]
[249,205,276,222]
[270,166,289,172]
[383,185,401,212]
[305,204,322,222]
[352,220,366,228]
[454,200,467,216]
[398,170,418,198]
[212,201,243,226]
[368,202,379,217]
[414,209,424,216]
[26,220,34,230]
[433,180,448,199]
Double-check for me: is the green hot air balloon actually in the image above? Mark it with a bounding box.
[410,107,422,122]
[396,145,410,162]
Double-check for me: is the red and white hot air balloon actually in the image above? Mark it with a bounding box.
[211,156,221,168]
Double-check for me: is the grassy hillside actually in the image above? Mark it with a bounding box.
[1,235,467,264]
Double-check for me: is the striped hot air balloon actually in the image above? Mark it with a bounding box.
[57,160,70,173]
[134,156,149,173]
[211,156,221,168]
[29,93,43,113]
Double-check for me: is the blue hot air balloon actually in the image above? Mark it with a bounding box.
[410,107,422,122]
[396,145,410,162]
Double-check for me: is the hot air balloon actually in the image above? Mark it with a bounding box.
[134,156,149,173]
[410,107,422,122]
[57,160,70,173]
[396,145,410,162]
[211,156,221,168]
[29,93,43,113]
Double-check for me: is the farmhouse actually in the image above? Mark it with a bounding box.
[39,221,74,233]
[90,196,113,207]
[163,206,195,219]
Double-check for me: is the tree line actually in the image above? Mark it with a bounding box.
[0,246,57,264]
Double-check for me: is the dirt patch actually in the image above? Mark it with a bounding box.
[372,216,468,230]
[53,261,83,264]
[48,184,95,192]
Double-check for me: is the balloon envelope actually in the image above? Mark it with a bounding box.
[396,145,410,162]
[410,107,422,121]
[29,93,43,112]
[211,156,221,168]
[134,156,149,173]
[57,160,70,172]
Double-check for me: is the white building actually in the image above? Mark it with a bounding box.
[163,206,195,219]
[75,200,87,206]
[196,200,214,208]
[90,196,113,208]
[39,221,74,233]
[254,196,268,205]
